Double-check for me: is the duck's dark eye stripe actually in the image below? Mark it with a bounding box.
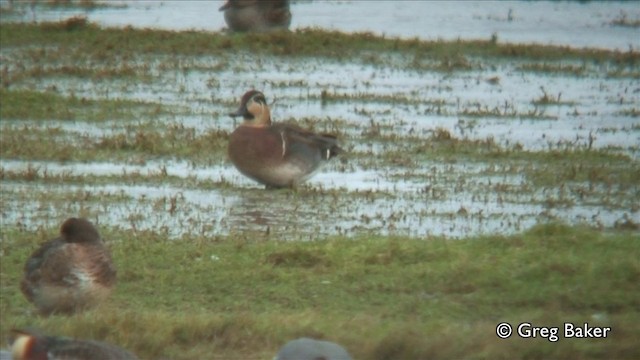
[254,95,266,104]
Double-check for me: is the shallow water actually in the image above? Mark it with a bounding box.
[6,56,638,154]
[1,153,635,240]
[0,1,638,240]
[2,0,639,50]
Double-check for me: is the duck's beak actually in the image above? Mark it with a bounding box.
[228,106,247,118]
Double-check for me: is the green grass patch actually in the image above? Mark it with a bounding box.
[0,89,168,122]
[616,108,640,118]
[1,21,637,67]
[0,165,233,191]
[0,125,229,163]
[610,11,640,28]
[516,62,588,76]
[0,88,228,163]
[1,223,638,359]
[531,86,577,107]
[391,129,634,175]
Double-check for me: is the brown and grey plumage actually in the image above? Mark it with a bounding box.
[274,337,353,360]
[11,328,139,360]
[219,0,291,32]
[20,218,116,315]
[228,90,343,188]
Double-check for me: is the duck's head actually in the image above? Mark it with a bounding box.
[60,217,101,243]
[229,90,271,126]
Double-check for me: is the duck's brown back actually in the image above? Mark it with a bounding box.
[20,236,116,315]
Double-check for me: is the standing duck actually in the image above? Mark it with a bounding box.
[219,0,291,32]
[20,218,116,316]
[11,328,139,360]
[228,90,343,189]
[274,337,353,360]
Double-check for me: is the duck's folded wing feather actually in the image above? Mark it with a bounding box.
[277,124,343,159]
[37,243,82,286]
[48,339,138,360]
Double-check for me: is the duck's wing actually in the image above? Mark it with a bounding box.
[37,243,83,286]
[20,238,71,300]
[23,238,65,273]
[47,339,139,360]
[276,123,344,160]
[264,5,291,27]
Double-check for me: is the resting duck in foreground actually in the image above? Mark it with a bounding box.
[20,217,116,316]
[228,90,343,189]
[274,337,353,360]
[10,328,139,360]
[219,0,291,32]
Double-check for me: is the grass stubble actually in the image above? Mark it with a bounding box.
[1,224,639,359]
[0,18,639,359]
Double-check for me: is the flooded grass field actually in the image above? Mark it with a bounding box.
[0,1,639,359]
[0,16,638,239]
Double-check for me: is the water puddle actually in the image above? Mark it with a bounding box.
[4,57,638,155]
[1,1,638,50]
[1,159,635,240]
[1,1,638,239]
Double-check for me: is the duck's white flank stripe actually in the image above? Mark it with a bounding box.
[280,131,286,158]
